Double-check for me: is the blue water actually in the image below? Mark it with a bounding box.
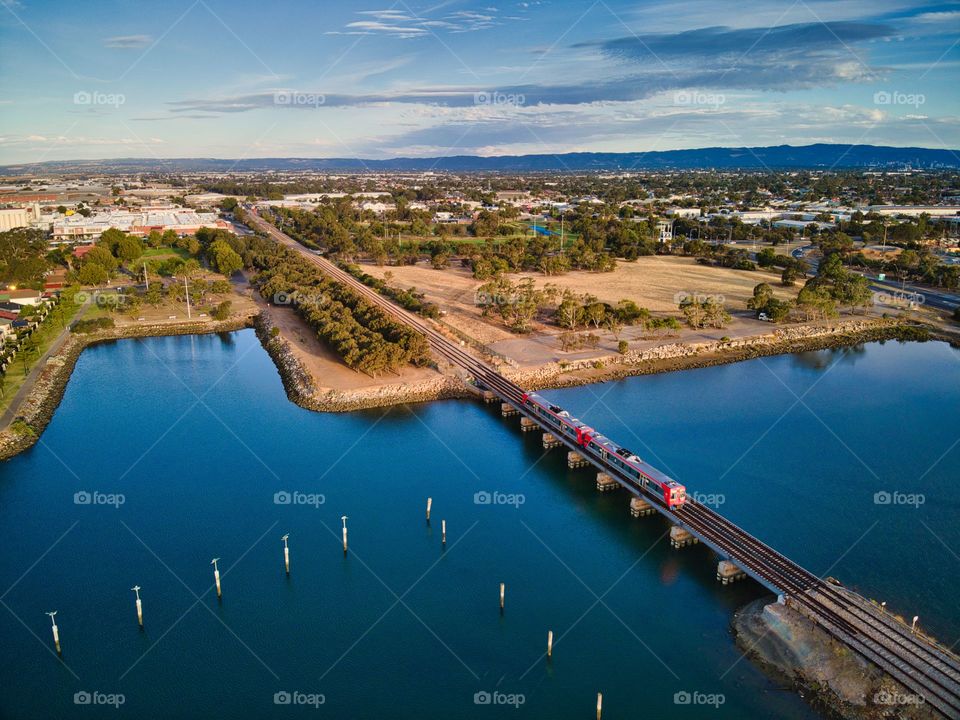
[0,331,957,719]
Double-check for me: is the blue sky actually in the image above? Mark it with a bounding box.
[0,0,958,163]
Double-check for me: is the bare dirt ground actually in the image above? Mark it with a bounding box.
[359,257,803,366]
[254,291,443,392]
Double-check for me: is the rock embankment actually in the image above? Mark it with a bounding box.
[505,317,931,391]
[733,598,938,720]
[0,316,252,461]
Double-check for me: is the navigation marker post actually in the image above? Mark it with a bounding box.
[426,497,432,524]
[547,630,553,659]
[441,519,446,546]
[46,611,61,655]
[131,585,143,628]
[596,692,603,720]
[281,534,290,575]
[499,583,505,614]
[211,558,222,599]
[341,516,348,555]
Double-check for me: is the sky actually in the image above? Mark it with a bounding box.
[0,0,958,163]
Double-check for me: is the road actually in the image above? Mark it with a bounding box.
[791,246,959,312]
[0,299,89,428]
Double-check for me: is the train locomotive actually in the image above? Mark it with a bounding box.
[521,392,687,508]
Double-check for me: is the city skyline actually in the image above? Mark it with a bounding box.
[1,0,958,164]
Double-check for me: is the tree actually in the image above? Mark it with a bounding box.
[211,300,232,320]
[208,240,243,276]
[115,235,144,262]
[617,340,629,354]
[747,283,774,313]
[77,263,110,285]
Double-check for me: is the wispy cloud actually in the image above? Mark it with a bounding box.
[103,34,153,49]
[328,6,506,37]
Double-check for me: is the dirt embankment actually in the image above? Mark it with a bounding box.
[0,315,254,462]
[733,598,938,720]
[253,312,471,412]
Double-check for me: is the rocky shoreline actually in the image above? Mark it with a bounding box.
[732,598,938,720]
[0,316,253,462]
[506,317,944,392]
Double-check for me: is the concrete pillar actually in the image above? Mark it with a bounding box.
[716,560,746,585]
[482,390,496,403]
[630,496,654,517]
[542,433,561,449]
[520,416,538,432]
[501,403,518,417]
[669,526,698,548]
[595,473,619,492]
[567,451,589,468]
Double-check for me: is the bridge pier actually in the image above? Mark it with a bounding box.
[630,496,655,517]
[595,473,619,492]
[542,433,562,449]
[716,560,746,585]
[520,417,538,433]
[482,390,496,404]
[568,452,589,469]
[501,403,519,417]
[670,526,698,548]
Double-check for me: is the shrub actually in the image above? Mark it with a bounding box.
[617,340,629,354]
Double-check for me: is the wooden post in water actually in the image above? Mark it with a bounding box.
[547,630,553,658]
[341,516,349,555]
[426,497,432,523]
[441,519,447,546]
[131,586,143,628]
[46,611,61,655]
[596,692,603,720]
[211,558,222,599]
[281,534,290,575]
[499,582,505,614]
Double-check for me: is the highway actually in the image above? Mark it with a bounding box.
[246,209,960,719]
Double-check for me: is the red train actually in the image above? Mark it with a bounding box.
[521,392,687,508]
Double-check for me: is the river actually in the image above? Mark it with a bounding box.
[0,330,957,718]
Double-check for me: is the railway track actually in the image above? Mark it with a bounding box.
[247,210,960,719]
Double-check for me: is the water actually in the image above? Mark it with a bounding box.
[0,331,957,719]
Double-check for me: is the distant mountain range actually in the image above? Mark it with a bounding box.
[2,144,958,175]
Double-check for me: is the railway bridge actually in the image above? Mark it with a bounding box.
[246,209,960,719]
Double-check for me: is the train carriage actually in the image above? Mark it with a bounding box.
[521,392,686,508]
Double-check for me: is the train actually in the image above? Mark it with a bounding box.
[520,392,687,508]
